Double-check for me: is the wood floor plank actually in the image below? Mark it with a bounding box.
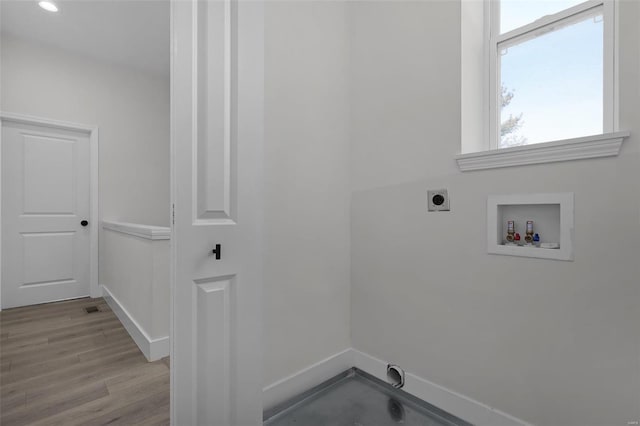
[47,318,122,344]
[84,386,170,426]
[1,309,112,333]
[0,389,25,413]
[32,315,119,338]
[6,331,132,368]
[30,373,170,426]
[75,337,139,362]
[4,309,114,336]
[1,346,144,397]
[11,349,148,403]
[2,318,72,340]
[22,355,145,403]
[136,410,171,426]
[1,353,81,385]
[2,380,110,426]
[0,298,169,425]
[0,299,100,323]
[1,312,73,329]
[0,297,100,316]
[0,328,126,361]
[104,360,169,394]
[0,335,49,352]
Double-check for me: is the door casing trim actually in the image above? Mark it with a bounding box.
[0,111,101,310]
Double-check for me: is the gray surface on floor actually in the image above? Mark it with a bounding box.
[264,369,471,426]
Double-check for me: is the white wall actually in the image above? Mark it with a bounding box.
[349,2,640,426]
[263,1,352,387]
[1,36,170,227]
[101,226,169,347]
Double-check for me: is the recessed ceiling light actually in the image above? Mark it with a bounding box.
[38,1,59,12]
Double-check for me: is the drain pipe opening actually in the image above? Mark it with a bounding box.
[386,364,405,389]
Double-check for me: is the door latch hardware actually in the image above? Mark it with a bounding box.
[211,244,221,260]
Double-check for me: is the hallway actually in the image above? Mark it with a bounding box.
[0,297,169,425]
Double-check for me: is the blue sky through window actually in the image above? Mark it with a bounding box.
[499,2,603,147]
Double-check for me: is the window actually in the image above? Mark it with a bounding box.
[488,0,615,149]
[457,0,628,171]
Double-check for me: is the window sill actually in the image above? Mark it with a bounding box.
[456,132,630,172]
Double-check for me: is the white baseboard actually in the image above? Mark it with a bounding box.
[101,285,169,362]
[263,348,531,426]
[262,348,354,411]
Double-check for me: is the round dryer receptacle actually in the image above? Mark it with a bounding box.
[432,194,445,206]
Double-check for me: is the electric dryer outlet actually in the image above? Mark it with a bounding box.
[427,189,450,211]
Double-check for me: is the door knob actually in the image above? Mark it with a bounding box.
[81,220,89,227]
[211,244,221,260]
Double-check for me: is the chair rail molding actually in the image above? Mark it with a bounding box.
[102,220,170,240]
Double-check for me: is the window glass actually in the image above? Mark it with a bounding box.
[500,0,586,34]
[499,12,603,147]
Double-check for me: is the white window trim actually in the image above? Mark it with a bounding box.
[456,131,628,171]
[458,0,628,172]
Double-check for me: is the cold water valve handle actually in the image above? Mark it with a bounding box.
[524,220,534,244]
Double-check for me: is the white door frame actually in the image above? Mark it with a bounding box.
[0,111,101,310]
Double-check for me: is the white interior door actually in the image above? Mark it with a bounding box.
[1,119,91,309]
[171,0,264,424]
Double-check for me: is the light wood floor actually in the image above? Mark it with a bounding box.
[0,297,170,425]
